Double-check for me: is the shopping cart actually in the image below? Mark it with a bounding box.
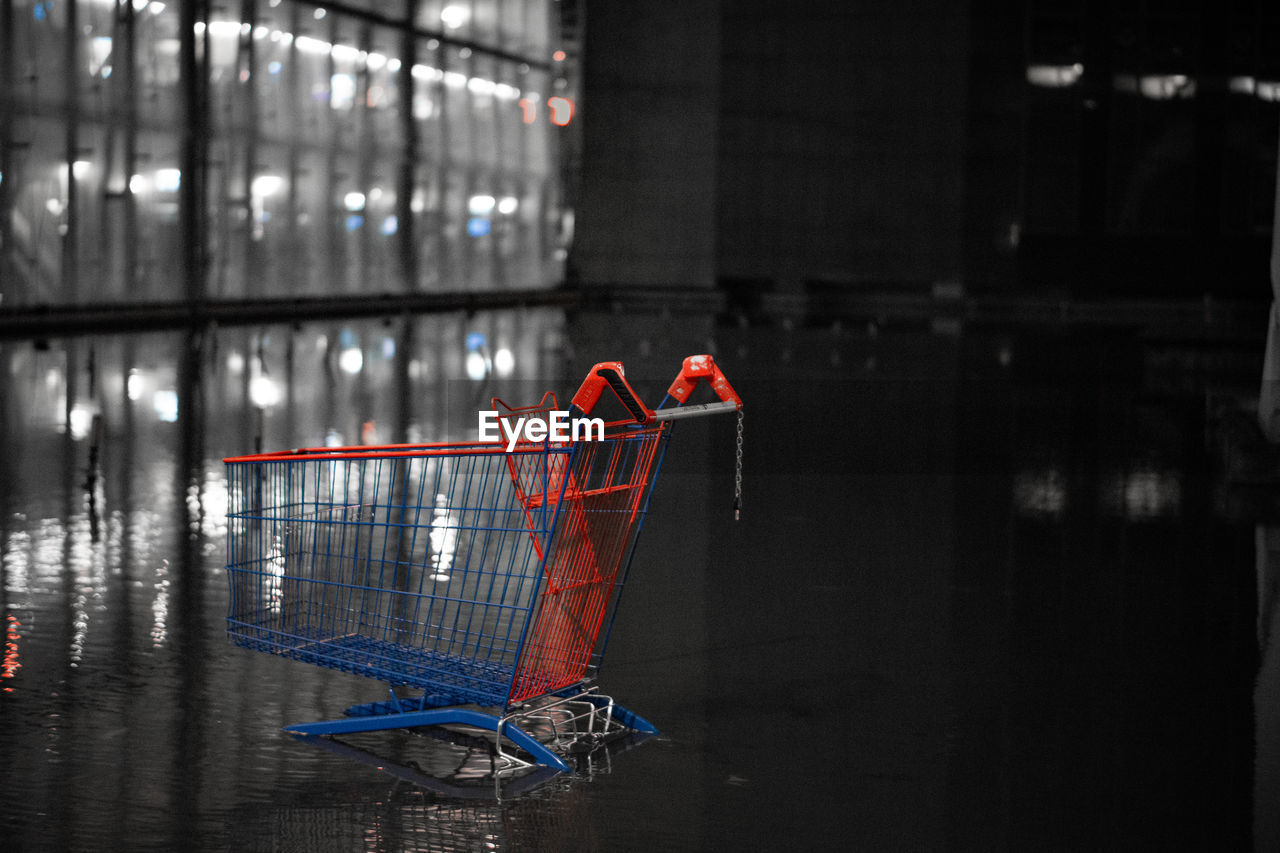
[224,354,742,772]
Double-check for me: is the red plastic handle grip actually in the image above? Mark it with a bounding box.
[665,355,742,408]
[570,361,654,423]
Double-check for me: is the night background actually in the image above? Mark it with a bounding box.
[1,1,1278,850]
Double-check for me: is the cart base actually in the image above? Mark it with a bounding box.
[285,707,575,772]
[283,685,658,773]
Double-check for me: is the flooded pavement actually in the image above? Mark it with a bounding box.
[0,308,1272,850]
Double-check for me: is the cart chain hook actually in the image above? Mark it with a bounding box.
[733,408,744,520]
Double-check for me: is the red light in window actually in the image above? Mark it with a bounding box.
[519,97,536,124]
[548,96,574,126]
[553,50,566,62]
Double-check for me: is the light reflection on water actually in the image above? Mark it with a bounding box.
[0,312,1272,849]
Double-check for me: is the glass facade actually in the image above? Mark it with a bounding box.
[0,0,567,307]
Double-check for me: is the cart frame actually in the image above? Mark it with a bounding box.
[224,355,741,771]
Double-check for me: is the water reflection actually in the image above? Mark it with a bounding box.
[0,314,1270,849]
[1259,525,1280,852]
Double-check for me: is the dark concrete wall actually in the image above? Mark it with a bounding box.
[571,1,722,286]
[716,1,970,289]
[573,0,970,290]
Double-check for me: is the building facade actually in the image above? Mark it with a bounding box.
[0,0,573,308]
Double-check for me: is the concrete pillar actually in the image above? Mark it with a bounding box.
[571,2,721,287]
[1261,133,1280,441]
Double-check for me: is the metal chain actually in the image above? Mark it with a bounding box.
[733,408,744,520]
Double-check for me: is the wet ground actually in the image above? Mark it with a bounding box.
[0,307,1274,851]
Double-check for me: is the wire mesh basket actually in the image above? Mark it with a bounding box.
[225,355,742,771]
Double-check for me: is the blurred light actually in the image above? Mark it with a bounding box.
[45,198,63,216]
[295,36,331,55]
[155,168,182,192]
[381,337,396,359]
[150,562,170,646]
[380,215,398,235]
[314,7,326,19]
[497,196,518,215]
[441,5,469,29]
[1138,74,1194,100]
[133,0,149,10]
[553,50,566,62]
[33,2,48,21]
[68,403,97,441]
[466,332,487,352]
[429,495,458,579]
[149,2,165,13]
[345,214,364,231]
[1104,469,1182,519]
[127,369,145,401]
[89,36,113,76]
[467,217,491,237]
[206,20,241,38]
[495,83,520,100]
[468,77,495,96]
[519,97,537,123]
[468,194,496,215]
[344,191,366,211]
[2,615,19,694]
[263,538,285,615]
[325,429,344,447]
[367,52,388,71]
[254,26,269,39]
[493,347,514,377]
[268,60,283,75]
[249,375,281,408]
[387,58,401,73]
[194,21,205,36]
[413,93,435,119]
[465,351,488,381]
[548,96,574,126]
[444,71,467,89]
[331,43,360,64]
[252,174,284,197]
[226,351,245,374]
[1014,467,1067,518]
[1259,81,1280,103]
[72,160,92,180]
[153,389,179,423]
[368,187,383,203]
[1229,76,1256,95]
[1026,63,1083,88]
[331,73,356,109]
[339,347,363,375]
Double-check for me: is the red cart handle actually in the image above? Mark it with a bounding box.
[665,354,742,409]
[570,354,743,424]
[570,361,654,424]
